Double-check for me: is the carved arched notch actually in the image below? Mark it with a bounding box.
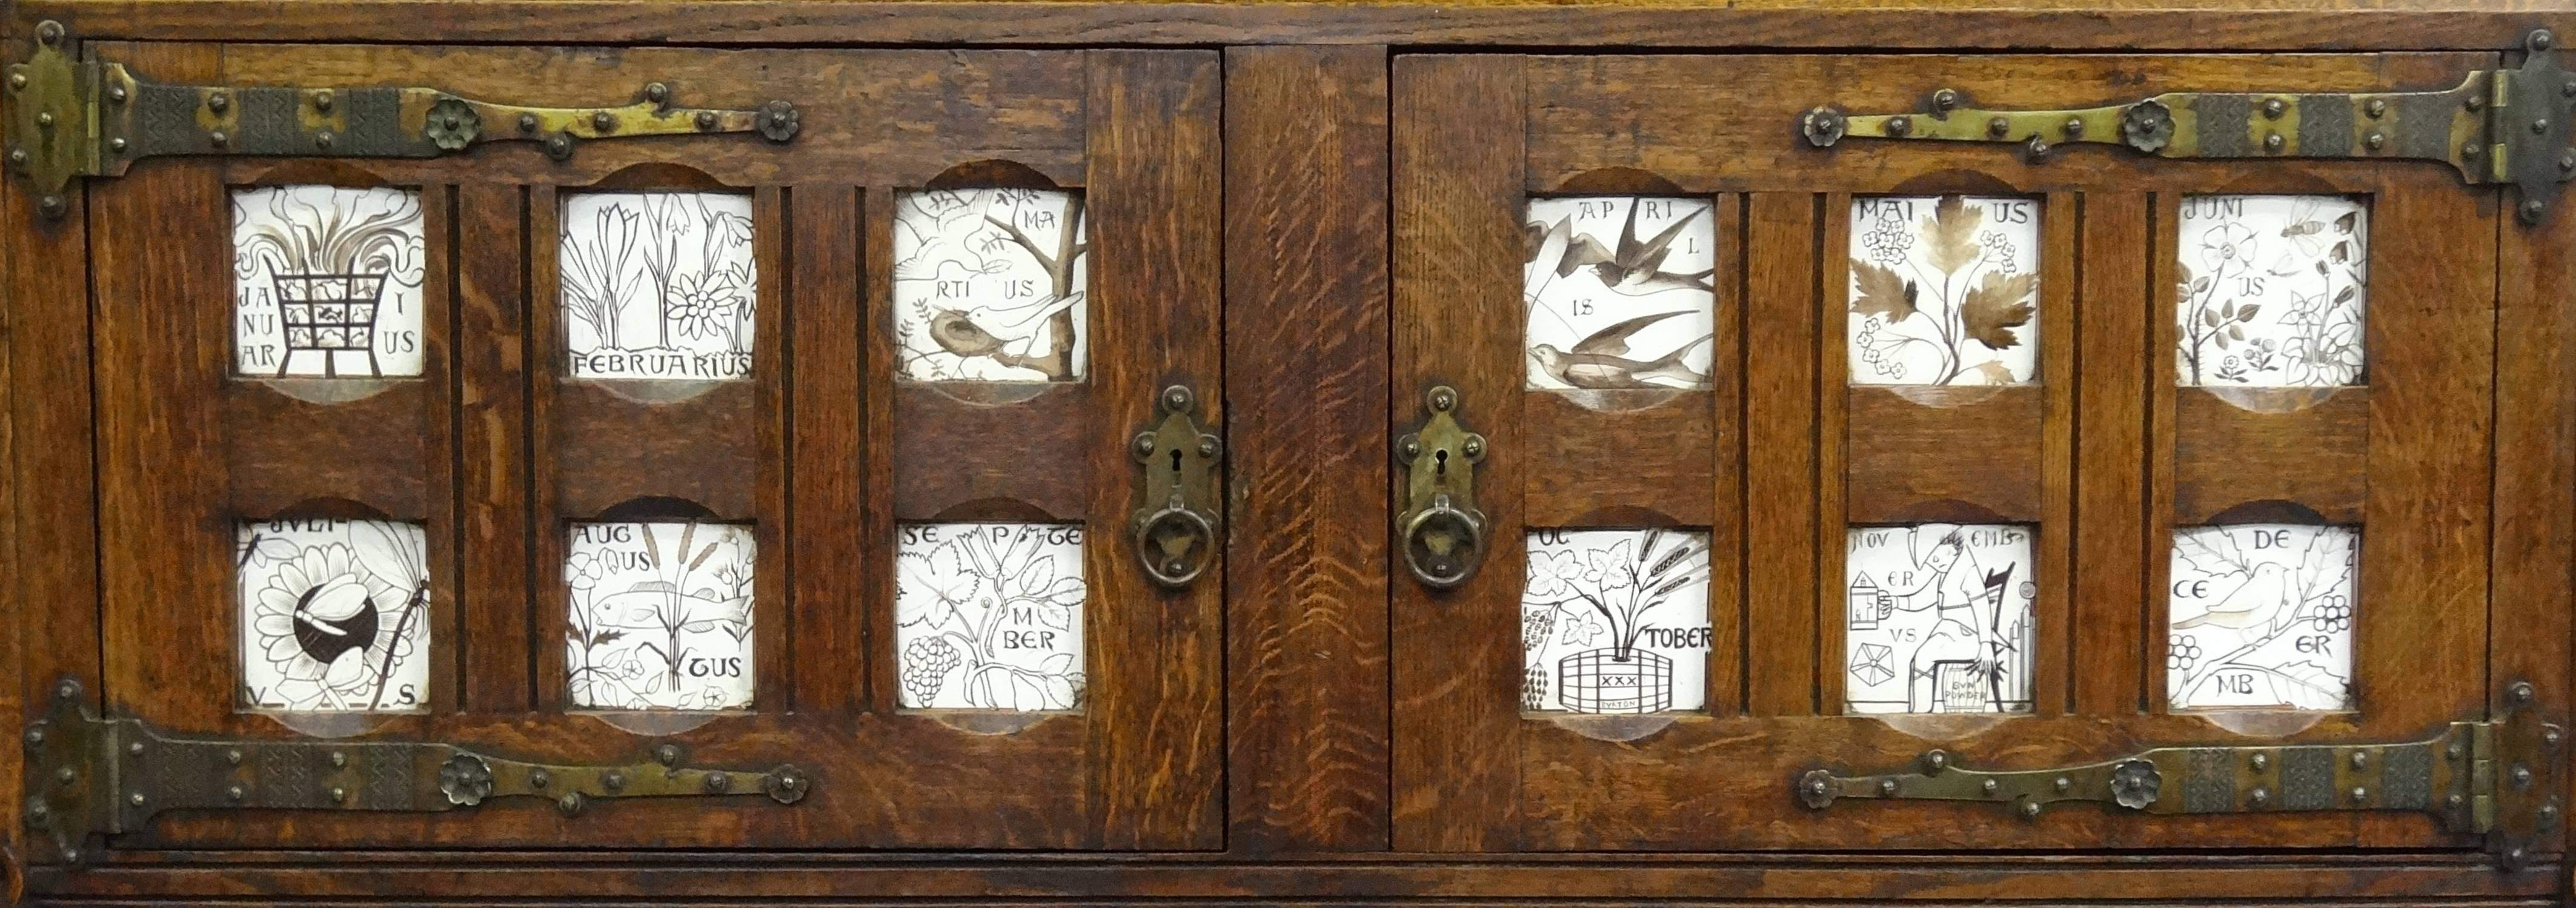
[2163,505,2361,715]
[233,502,436,719]
[893,160,1091,390]
[558,496,760,717]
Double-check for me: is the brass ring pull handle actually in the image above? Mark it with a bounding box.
[1130,384,1222,589]
[1396,386,1489,589]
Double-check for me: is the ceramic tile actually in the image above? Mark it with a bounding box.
[2167,523,2359,711]
[1522,196,1718,390]
[1520,528,1712,714]
[1843,524,2036,715]
[236,519,430,712]
[893,188,1089,382]
[2175,194,2369,387]
[563,522,757,711]
[559,191,759,380]
[895,522,1087,711]
[231,185,427,378]
[1848,195,2040,386]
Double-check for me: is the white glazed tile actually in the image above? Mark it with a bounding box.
[1843,524,2036,715]
[236,519,431,712]
[2175,194,2369,387]
[559,192,759,380]
[895,523,1087,711]
[1522,197,1718,390]
[231,186,427,378]
[1521,528,1711,714]
[892,188,1090,382]
[1848,196,2041,386]
[2166,524,2359,711]
[563,522,757,711]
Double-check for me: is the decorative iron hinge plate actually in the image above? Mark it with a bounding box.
[1801,29,2574,225]
[4,19,801,220]
[18,679,811,867]
[1798,681,2564,868]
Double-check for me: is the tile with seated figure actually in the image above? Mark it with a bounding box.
[1844,523,2036,715]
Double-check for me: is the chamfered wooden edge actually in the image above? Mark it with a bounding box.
[1221,44,1395,853]
[10,1,2576,50]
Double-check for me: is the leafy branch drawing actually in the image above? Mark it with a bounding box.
[2179,201,2365,386]
[2168,528,2355,706]
[1522,528,1707,657]
[894,189,1088,381]
[897,528,1087,710]
[233,187,423,285]
[1850,196,2034,385]
[566,524,753,709]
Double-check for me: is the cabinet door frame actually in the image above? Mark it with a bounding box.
[53,41,1222,853]
[1391,50,2551,854]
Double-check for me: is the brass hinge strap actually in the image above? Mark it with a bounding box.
[19,678,809,868]
[1801,29,2571,225]
[1798,681,2563,869]
[5,19,801,219]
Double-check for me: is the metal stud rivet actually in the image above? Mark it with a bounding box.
[35,111,53,128]
[37,21,64,44]
[1429,388,1456,411]
[127,792,144,806]
[8,73,24,90]
[2535,30,2557,50]
[530,769,551,789]
[2512,764,2534,788]
[2350,786,2368,804]
[330,787,347,804]
[591,111,614,131]
[226,749,244,766]
[2536,118,2554,134]
[557,792,586,817]
[1134,433,1161,457]
[2249,787,2270,807]
[1885,115,1911,137]
[646,82,671,104]
[207,91,228,113]
[1462,436,1486,459]
[2062,116,2083,138]
[657,744,682,766]
[2541,804,2561,827]
[226,785,245,802]
[2469,94,2488,111]
[55,768,75,784]
[2262,98,2286,119]
[2018,800,2041,819]
[2525,199,2549,222]
[2365,131,2386,151]
[56,680,78,700]
[128,741,145,757]
[519,113,539,133]
[315,131,334,150]
[603,770,626,792]
[2449,793,2466,809]
[2053,777,2071,793]
[23,727,43,747]
[210,130,230,148]
[547,135,573,159]
[7,148,25,167]
[705,772,732,794]
[1981,778,2000,795]
[2349,752,2367,770]
[330,751,347,768]
[38,194,66,218]
[313,90,333,111]
[1879,778,1898,796]
[2546,726,2565,748]
[2249,753,2268,771]
[1931,88,1959,112]
[2463,141,2481,159]
[2263,132,2285,153]
[106,84,125,104]
[1197,438,1220,458]
[1923,751,1948,773]
[1987,116,2010,138]
[2511,681,2537,704]
[2449,741,2468,760]
[2365,98,2388,119]
[108,137,127,154]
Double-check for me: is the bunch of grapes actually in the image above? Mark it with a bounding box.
[2166,635,2201,672]
[1521,609,1557,651]
[1521,667,1550,712]
[2309,596,2352,634]
[901,638,962,704]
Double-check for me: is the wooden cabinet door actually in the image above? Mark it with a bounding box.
[1391,51,2563,858]
[32,40,1219,855]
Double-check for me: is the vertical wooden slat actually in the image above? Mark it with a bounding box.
[2143,192,2181,715]
[1084,48,1225,850]
[91,44,230,729]
[419,184,460,709]
[1705,193,1745,717]
[2495,181,2576,858]
[527,184,566,714]
[1221,44,1392,853]
[789,185,862,716]
[0,85,24,870]
[456,183,532,713]
[2074,192,2150,717]
[1816,192,1850,715]
[1744,192,1821,717]
[859,187,898,715]
[1390,53,1524,852]
[750,186,792,711]
[2032,190,2077,717]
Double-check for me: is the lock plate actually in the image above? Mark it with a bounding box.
[4,20,800,219]
[1130,384,1222,589]
[19,679,809,867]
[1396,386,1490,588]
[1801,29,2574,224]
